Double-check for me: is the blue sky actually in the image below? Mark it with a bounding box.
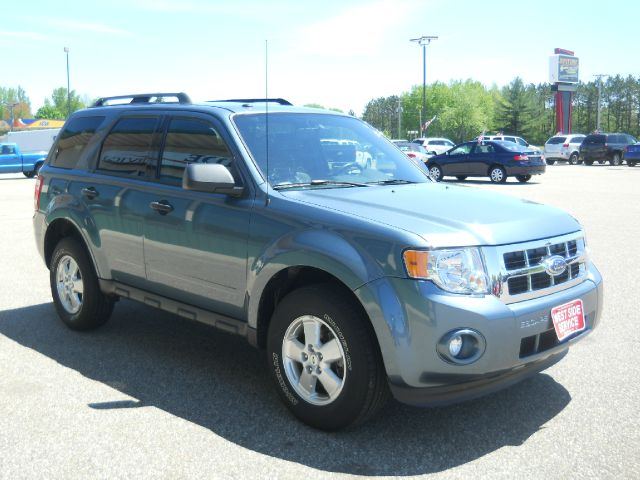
[2,0,639,115]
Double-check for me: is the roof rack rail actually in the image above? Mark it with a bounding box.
[208,98,293,106]
[92,92,192,107]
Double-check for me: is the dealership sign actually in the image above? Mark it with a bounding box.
[549,54,579,84]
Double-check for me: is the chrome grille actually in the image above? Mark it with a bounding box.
[483,232,588,304]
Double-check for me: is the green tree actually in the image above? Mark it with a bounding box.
[494,77,534,137]
[1,86,32,122]
[362,95,401,137]
[46,87,86,118]
[35,100,64,120]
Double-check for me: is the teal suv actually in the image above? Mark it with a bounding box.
[34,93,603,430]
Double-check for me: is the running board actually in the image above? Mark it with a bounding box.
[99,279,248,337]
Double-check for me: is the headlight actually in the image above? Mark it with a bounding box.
[403,248,489,294]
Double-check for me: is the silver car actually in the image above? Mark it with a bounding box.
[544,134,586,165]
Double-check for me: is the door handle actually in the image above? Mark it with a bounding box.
[81,187,99,199]
[150,200,174,215]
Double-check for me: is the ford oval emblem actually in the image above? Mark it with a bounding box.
[541,255,567,276]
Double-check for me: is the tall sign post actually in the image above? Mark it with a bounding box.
[549,48,579,134]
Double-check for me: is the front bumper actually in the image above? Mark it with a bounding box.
[355,263,602,406]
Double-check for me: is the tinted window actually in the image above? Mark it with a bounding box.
[473,144,495,154]
[1,144,16,154]
[584,135,605,144]
[608,134,621,143]
[98,117,160,177]
[570,136,585,144]
[51,116,105,169]
[444,140,455,146]
[159,118,234,185]
[547,137,566,144]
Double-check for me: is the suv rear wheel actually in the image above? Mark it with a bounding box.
[267,284,389,430]
[50,238,114,330]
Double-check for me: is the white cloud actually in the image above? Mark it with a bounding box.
[293,0,413,57]
[0,31,49,41]
[35,18,131,36]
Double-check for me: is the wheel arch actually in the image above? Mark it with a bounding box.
[44,218,92,270]
[254,266,371,350]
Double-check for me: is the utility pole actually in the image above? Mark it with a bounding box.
[397,96,402,139]
[593,74,608,133]
[410,35,438,136]
[64,47,71,118]
[2,102,19,132]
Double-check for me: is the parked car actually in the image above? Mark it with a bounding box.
[0,142,48,177]
[392,140,433,163]
[543,134,586,165]
[426,140,546,183]
[623,142,640,167]
[481,135,541,153]
[412,137,455,155]
[579,133,637,165]
[33,93,601,430]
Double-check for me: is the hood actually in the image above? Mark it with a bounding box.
[282,182,580,248]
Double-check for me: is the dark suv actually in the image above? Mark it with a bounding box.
[579,133,637,165]
[33,93,602,430]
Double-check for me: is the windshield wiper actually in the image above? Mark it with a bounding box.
[273,179,370,190]
[366,179,417,185]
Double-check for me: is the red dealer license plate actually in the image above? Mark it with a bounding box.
[551,299,586,342]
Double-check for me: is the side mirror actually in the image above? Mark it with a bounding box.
[182,163,244,197]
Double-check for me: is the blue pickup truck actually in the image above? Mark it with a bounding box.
[0,143,47,177]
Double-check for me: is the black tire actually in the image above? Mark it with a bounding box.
[629,161,636,167]
[455,175,467,181]
[50,237,114,330]
[546,159,556,165]
[489,166,507,183]
[584,160,594,166]
[267,284,389,430]
[569,153,579,165]
[428,164,443,182]
[23,171,35,178]
[610,153,621,166]
[516,174,531,183]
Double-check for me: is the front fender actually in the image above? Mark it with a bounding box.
[246,228,384,330]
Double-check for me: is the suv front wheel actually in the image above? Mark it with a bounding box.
[50,237,115,330]
[267,284,389,430]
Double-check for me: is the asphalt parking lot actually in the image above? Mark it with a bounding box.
[1,165,638,479]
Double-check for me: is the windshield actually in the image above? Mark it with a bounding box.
[233,113,429,188]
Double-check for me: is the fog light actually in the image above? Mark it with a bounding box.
[437,328,486,365]
[448,335,463,357]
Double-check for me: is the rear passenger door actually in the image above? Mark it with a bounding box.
[141,115,253,319]
[91,115,162,287]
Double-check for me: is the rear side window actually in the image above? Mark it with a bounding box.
[98,116,160,177]
[159,117,234,185]
[547,137,566,144]
[584,135,605,144]
[51,116,105,169]
[570,136,585,144]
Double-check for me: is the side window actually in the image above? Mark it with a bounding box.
[98,117,160,178]
[1,144,16,154]
[51,116,105,169]
[515,138,527,146]
[449,144,472,155]
[159,118,234,185]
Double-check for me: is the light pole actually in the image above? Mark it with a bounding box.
[2,102,19,132]
[593,74,607,133]
[410,35,438,136]
[64,47,70,118]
